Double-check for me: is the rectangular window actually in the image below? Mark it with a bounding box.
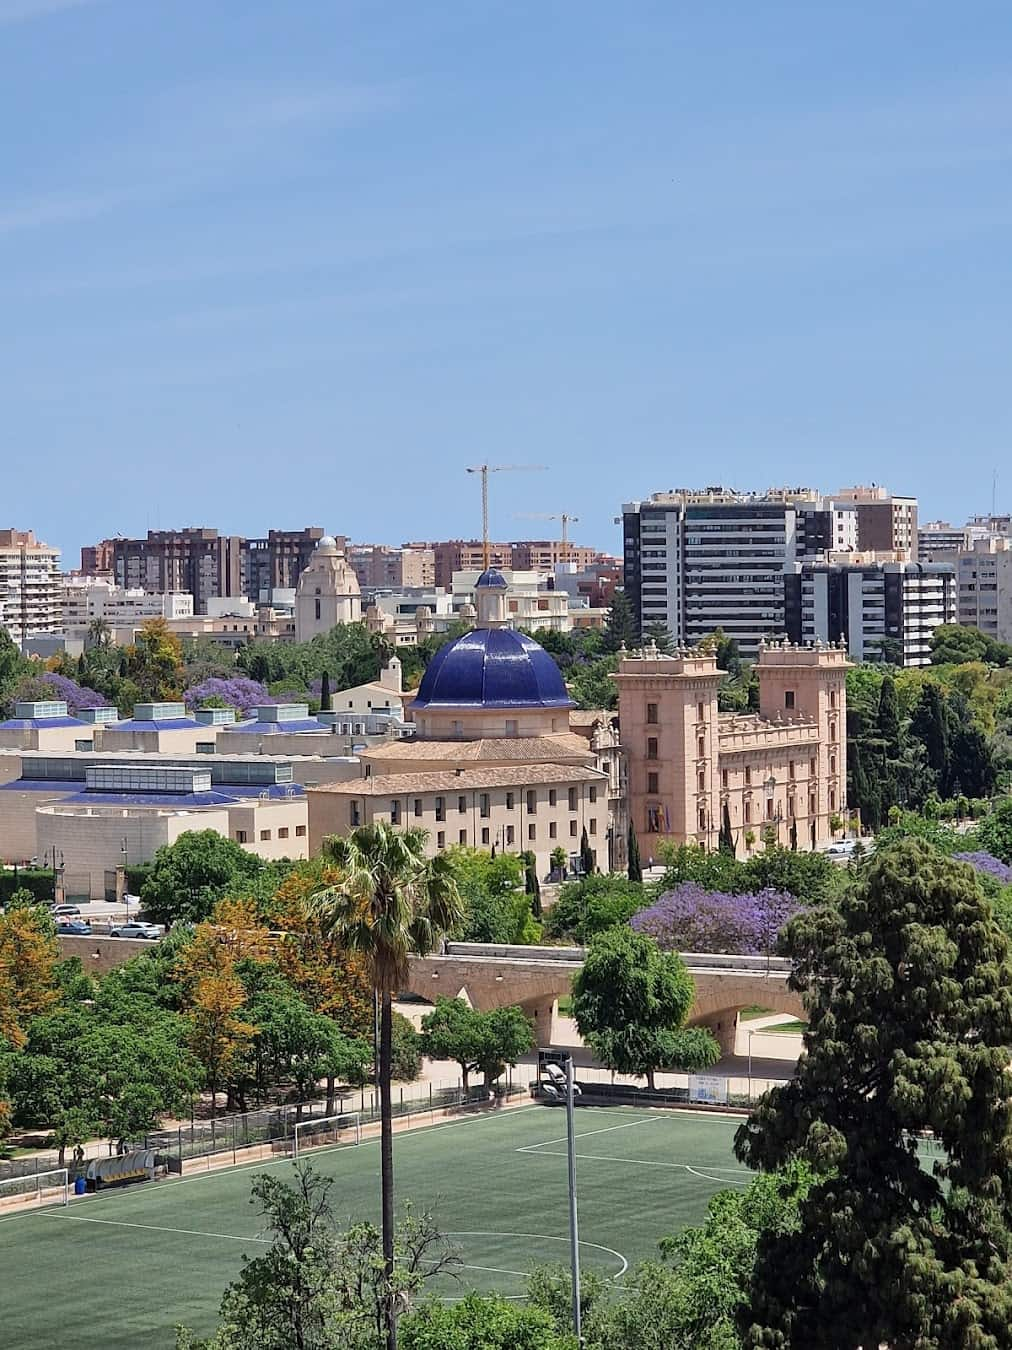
[458,795,467,813]
[810,757,817,777]
[568,787,578,810]
[698,807,706,830]
[195,741,215,754]
[788,798,795,818]
[697,701,705,720]
[721,769,728,789]
[785,690,795,710]
[481,827,490,845]
[830,689,838,708]
[789,760,795,780]
[460,829,468,844]
[506,791,515,810]
[505,719,518,736]
[278,827,289,840]
[589,785,598,803]
[745,765,752,786]
[435,796,445,822]
[647,771,659,794]
[830,755,836,774]
[236,830,247,844]
[744,802,751,824]
[766,799,773,821]
[296,825,306,837]
[350,801,361,826]
[830,789,837,811]
[589,818,597,835]
[391,801,401,824]
[437,831,445,848]
[260,829,271,841]
[570,820,578,837]
[697,769,705,791]
[697,735,705,757]
[506,824,515,845]
[549,789,557,807]
[528,823,536,841]
[526,790,536,812]
[479,793,490,818]
[647,737,658,760]
[646,701,658,724]
[549,821,557,839]
[413,798,423,818]
[809,794,816,815]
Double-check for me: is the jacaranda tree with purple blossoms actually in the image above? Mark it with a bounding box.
[632,882,801,957]
[9,672,105,717]
[953,851,1012,887]
[183,676,269,718]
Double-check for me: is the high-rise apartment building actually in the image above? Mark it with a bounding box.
[510,540,600,572]
[831,485,918,558]
[109,527,331,613]
[621,488,846,658]
[0,529,62,646]
[784,560,956,666]
[425,540,514,590]
[78,539,115,575]
[955,542,1012,643]
[348,544,436,592]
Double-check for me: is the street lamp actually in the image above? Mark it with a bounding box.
[747,1027,756,1102]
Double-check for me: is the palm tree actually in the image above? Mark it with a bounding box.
[86,617,112,650]
[308,823,462,1350]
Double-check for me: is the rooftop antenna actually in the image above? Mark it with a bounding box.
[466,464,547,568]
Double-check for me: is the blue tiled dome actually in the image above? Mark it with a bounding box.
[474,567,508,589]
[413,629,574,710]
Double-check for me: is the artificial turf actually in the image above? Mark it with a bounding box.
[0,1105,753,1349]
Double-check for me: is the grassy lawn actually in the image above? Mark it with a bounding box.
[755,1020,807,1035]
[0,1105,752,1349]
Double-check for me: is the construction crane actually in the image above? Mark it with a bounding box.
[516,511,580,562]
[466,464,547,568]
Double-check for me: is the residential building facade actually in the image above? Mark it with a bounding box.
[0,529,62,647]
[621,488,844,657]
[956,542,1012,643]
[831,486,918,558]
[784,560,956,666]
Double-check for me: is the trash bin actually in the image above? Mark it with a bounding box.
[74,1175,87,1196]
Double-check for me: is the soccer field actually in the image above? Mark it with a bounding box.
[0,1105,753,1349]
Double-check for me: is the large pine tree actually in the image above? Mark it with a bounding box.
[736,840,1012,1349]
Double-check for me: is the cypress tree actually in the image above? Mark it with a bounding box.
[909,682,949,786]
[603,589,637,652]
[320,670,332,712]
[789,818,798,852]
[524,855,542,918]
[719,801,735,855]
[580,826,596,876]
[877,674,902,761]
[627,823,642,883]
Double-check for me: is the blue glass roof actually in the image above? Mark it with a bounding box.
[0,780,303,801]
[475,567,508,589]
[108,718,204,732]
[60,789,236,807]
[224,719,325,734]
[412,628,574,710]
[0,717,87,730]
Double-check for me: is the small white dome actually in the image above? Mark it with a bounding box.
[318,535,338,552]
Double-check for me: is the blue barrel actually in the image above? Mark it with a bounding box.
[74,1175,87,1196]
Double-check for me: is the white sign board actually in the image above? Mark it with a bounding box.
[688,1075,728,1105]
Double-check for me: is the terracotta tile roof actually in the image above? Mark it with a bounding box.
[308,763,605,795]
[360,734,593,763]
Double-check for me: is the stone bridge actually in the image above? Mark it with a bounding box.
[58,935,805,1055]
[405,942,804,1054]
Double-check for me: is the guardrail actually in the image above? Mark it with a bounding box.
[441,942,791,974]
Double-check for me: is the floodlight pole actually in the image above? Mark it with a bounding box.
[565,1054,582,1344]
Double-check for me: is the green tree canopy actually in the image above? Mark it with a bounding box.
[419,998,533,1093]
[140,830,266,926]
[572,928,719,1089]
[735,839,1012,1349]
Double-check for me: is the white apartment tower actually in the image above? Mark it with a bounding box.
[0,529,62,647]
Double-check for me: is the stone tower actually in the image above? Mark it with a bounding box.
[613,646,722,850]
[294,536,361,641]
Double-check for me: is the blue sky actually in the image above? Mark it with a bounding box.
[4,1,1012,564]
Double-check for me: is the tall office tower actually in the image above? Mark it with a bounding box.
[621,487,841,658]
[0,528,62,646]
[830,485,918,558]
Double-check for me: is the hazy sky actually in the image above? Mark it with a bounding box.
[4,1,1011,564]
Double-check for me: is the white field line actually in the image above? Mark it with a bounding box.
[523,1147,753,1184]
[517,1114,661,1153]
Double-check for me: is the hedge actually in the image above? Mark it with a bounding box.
[0,869,55,905]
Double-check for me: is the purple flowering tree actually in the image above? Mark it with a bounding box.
[182,676,269,718]
[631,882,800,956]
[953,852,1012,886]
[11,672,105,716]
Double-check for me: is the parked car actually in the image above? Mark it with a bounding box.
[52,904,82,917]
[109,922,161,940]
[56,920,92,935]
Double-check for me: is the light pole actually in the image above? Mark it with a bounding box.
[747,1027,756,1102]
[565,1054,582,1345]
